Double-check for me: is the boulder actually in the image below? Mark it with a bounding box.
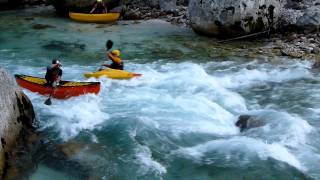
[188,0,284,38]
[0,69,36,178]
[235,115,265,132]
[296,6,320,32]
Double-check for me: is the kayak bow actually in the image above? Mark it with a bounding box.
[84,68,142,79]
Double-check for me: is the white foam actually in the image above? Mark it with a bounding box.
[41,95,108,140]
[175,136,305,171]
[135,145,167,176]
[215,61,313,89]
[247,110,313,147]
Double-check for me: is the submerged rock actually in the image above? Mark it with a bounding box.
[0,68,36,178]
[42,40,86,51]
[235,115,265,132]
[32,23,56,30]
[188,0,284,37]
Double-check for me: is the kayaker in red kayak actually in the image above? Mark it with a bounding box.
[100,50,124,70]
[90,0,108,14]
[45,59,62,87]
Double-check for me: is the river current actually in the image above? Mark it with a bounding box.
[0,7,319,180]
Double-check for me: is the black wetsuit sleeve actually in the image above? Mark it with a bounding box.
[58,68,62,76]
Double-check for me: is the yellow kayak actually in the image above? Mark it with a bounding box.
[84,68,142,79]
[69,12,120,23]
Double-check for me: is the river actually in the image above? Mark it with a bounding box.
[0,6,319,180]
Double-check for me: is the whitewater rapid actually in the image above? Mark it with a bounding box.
[5,59,317,179]
[1,9,319,179]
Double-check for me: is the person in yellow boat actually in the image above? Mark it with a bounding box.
[45,59,62,87]
[100,50,124,70]
[90,0,108,14]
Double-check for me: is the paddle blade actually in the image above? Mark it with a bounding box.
[106,40,113,51]
[44,97,52,105]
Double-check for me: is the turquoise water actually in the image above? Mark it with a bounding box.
[1,6,320,180]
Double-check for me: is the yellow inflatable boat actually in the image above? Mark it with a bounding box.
[84,68,142,79]
[69,12,120,23]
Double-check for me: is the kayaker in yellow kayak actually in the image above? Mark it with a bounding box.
[90,0,108,14]
[100,50,124,70]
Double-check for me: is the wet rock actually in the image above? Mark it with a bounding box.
[0,68,36,178]
[188,0,284,37]
[235,115,265,132]
[312,54,320,69]
[280,46,305,58]
[312,60,320,68]
[312,47,320,54]
[32,24,56,30]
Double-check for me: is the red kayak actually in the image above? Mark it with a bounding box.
[15,74,100,99]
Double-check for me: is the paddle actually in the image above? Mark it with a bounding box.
[44,81,58,106]
[44,88,54,105]
[106,40,113,51]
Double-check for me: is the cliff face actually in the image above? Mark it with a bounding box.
[0,69,35,179]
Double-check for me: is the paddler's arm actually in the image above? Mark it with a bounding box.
[108,53,122,64]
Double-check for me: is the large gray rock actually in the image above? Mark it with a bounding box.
[188,0,284,37]
[296,6,320,32]
[0,69,35,178]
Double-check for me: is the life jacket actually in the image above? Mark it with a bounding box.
[108,53,123,70]
[46,65,62,82]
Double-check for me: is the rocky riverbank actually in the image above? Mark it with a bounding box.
[216,32,320,60]
[122,4,188,26]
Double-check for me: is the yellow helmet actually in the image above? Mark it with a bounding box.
[111,50,121,56]
[97,0,102,2]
